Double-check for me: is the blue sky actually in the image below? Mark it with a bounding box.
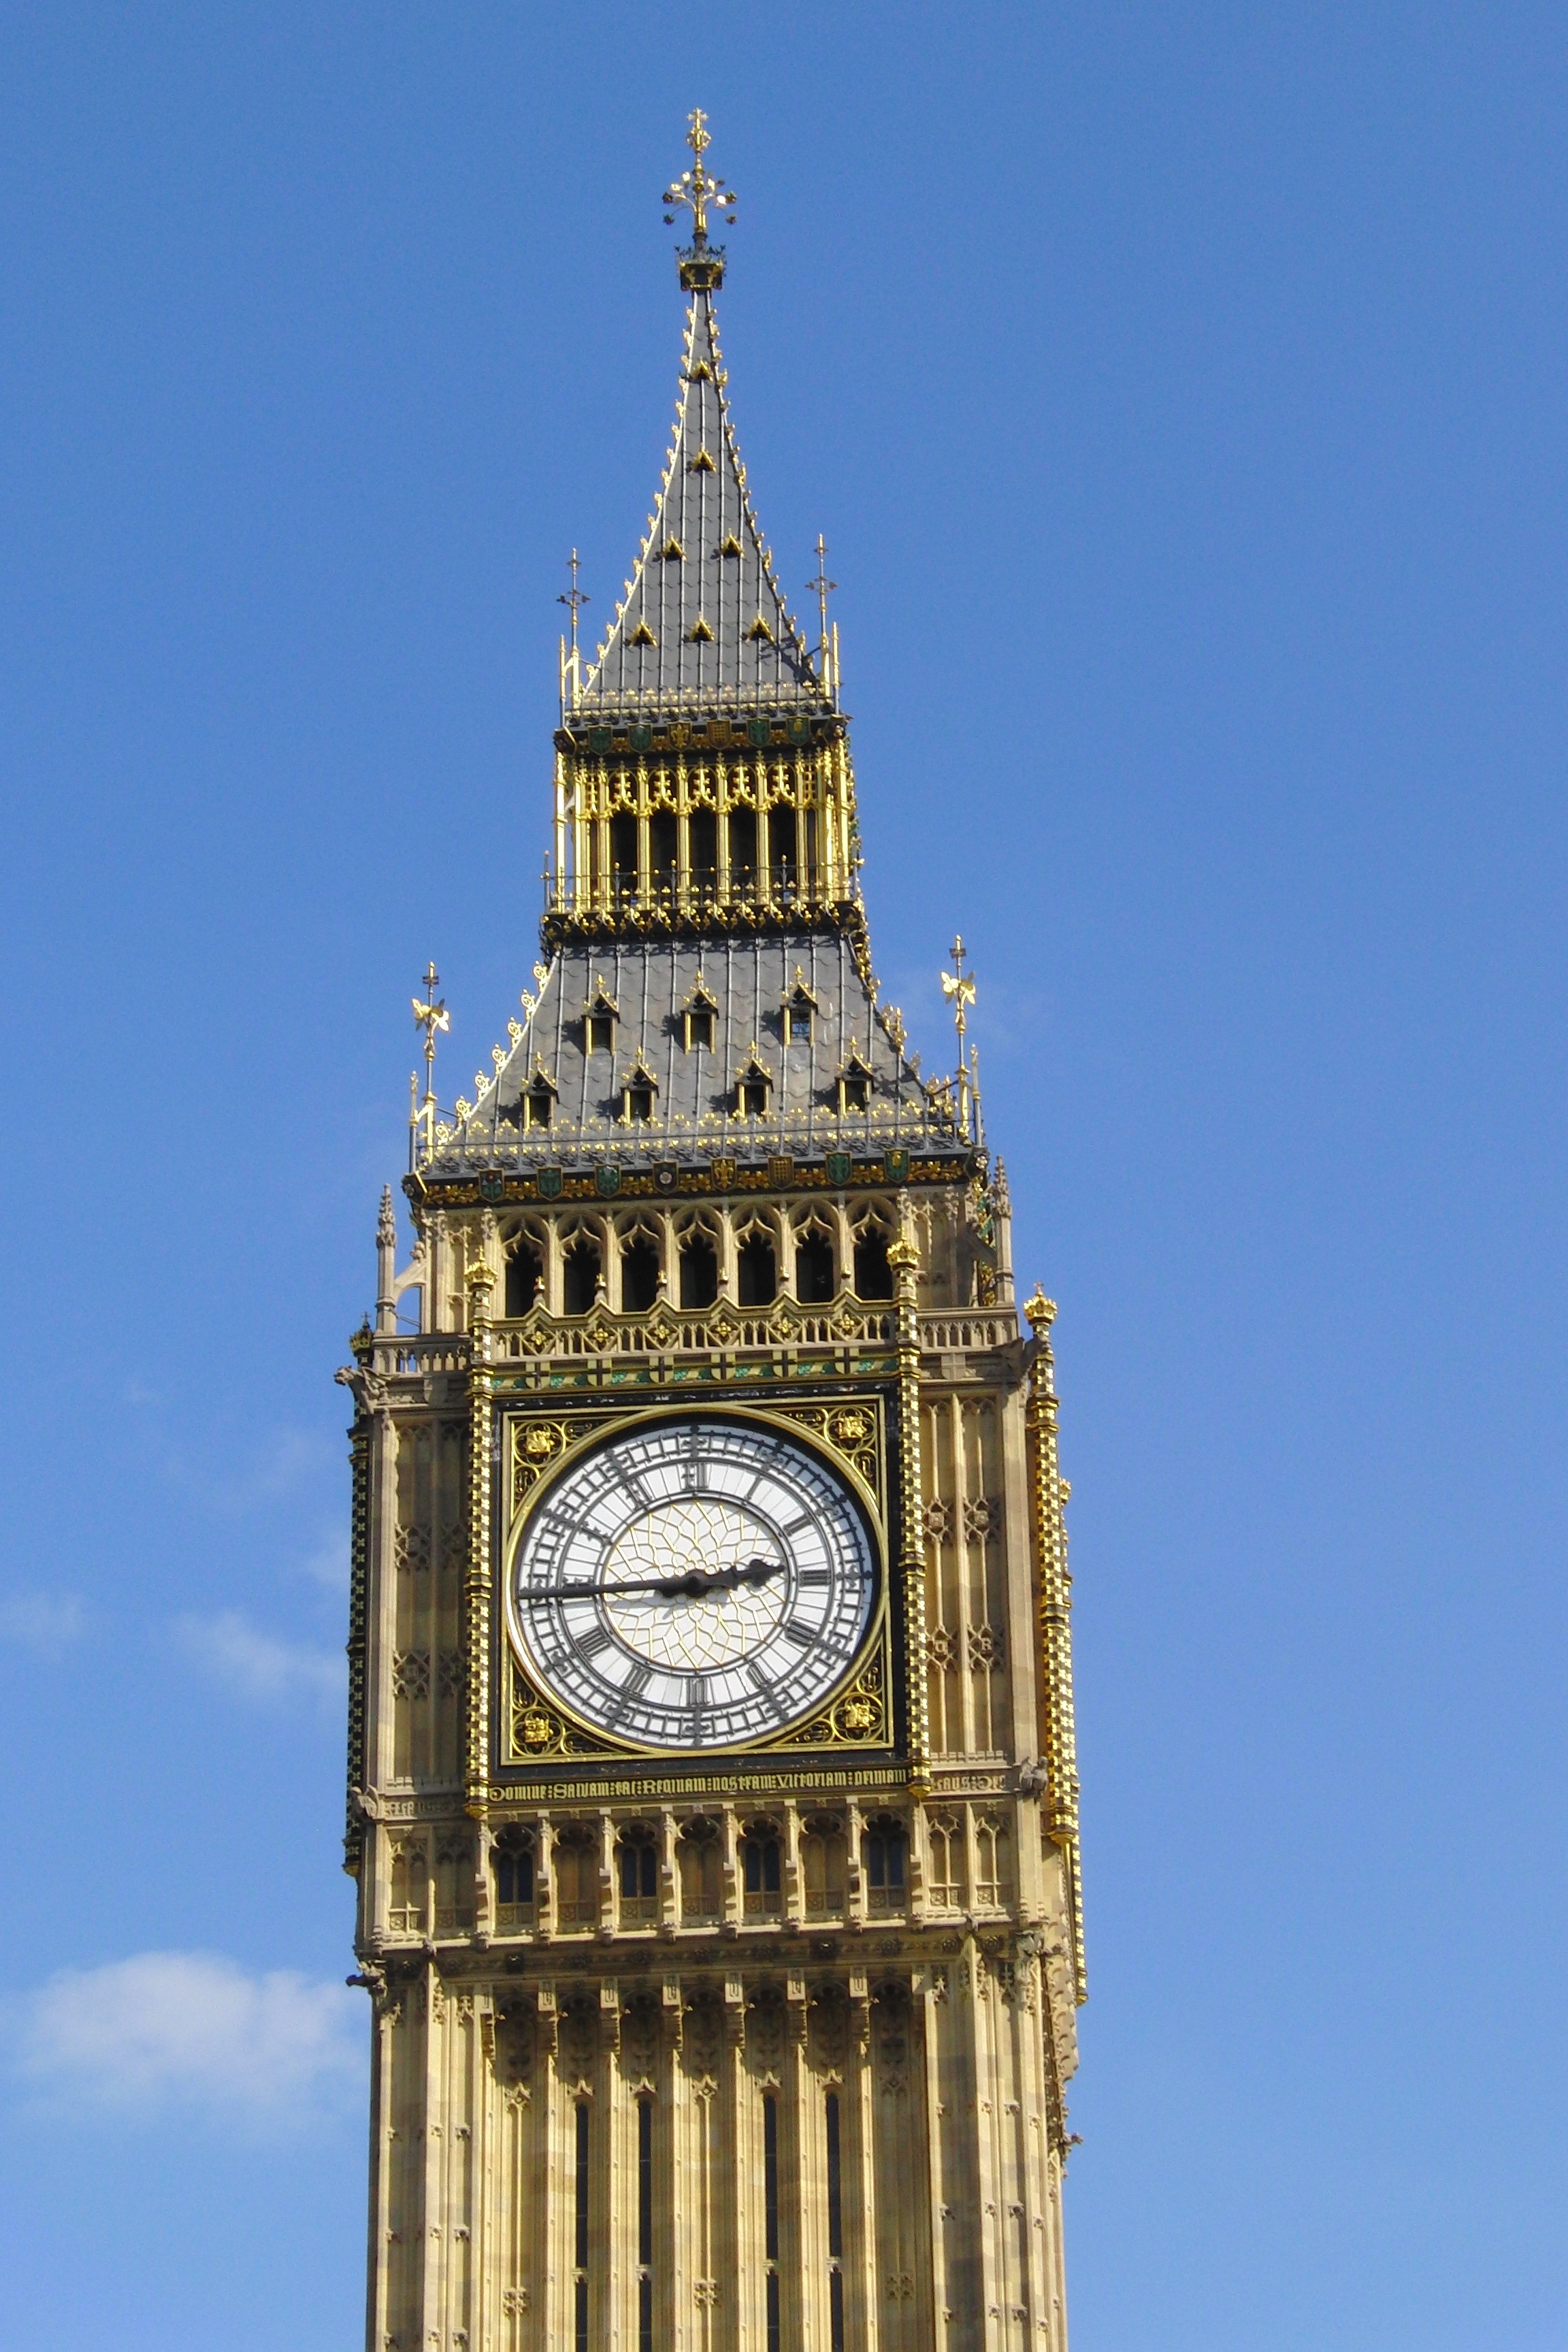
[3,6,1565,2345]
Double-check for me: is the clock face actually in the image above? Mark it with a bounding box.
[509,1415,879,1751]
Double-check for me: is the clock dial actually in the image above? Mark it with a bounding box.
[510,1416,879,1750]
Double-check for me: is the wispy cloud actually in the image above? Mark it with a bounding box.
[297,1525,349,1591]
[17,1951,363,2121]
[0,1590,86,1654]
[175,1610,342,1703]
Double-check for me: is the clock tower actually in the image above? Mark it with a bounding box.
[340,113,1084,2352]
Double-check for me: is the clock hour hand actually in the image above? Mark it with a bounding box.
[527,1556,785,1603]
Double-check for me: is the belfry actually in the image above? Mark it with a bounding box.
[340,112,1083,2352]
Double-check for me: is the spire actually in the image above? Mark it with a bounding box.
[572,112,826,721]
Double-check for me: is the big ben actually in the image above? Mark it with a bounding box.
[340,112,1084,2352]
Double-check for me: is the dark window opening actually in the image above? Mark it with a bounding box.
[728,808,757,892]
[840,1075,869,1113]
[770,808,798,895]
[524,1085,554,1128]
[803,808,819,894]
[742,1835,782,1893]
[625,1084,655,1124]
[650,812,678,893]
[689,809,718,896]
[686,1007,714,1051]
[619,1840,658,1899]
[610,813,638,896]
[796,1229,835,1303]
[866,1827,906,1889]
[680,1235,719,1309]
[740,1078,770,1118]
[737,1233,777,1307]
[587,1013,615,1054]
[504,1242,543,1318]
[854,1230,894,1301]
[493,1842,534,1904]
[826,2090,844,2259]
[621,1235,661,1313]
[562,1237,601,1316]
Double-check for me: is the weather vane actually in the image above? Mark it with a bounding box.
[663,108,738,247]
[941,936,980,1141]
[557,548,589,653]
[410,960,449,1156]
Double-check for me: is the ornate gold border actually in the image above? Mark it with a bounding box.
[495,1398,896,1769]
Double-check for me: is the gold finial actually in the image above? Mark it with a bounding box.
[411,960,449,1155]
[664,110,737,288]
[1024,1287,1057,1333]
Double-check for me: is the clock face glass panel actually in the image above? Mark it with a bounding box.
[509,1416,878,1750]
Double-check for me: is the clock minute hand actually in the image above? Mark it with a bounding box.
[527,1556,785,1603]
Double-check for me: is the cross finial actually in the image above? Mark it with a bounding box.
[557,548,589,653]
[663,110,737,275]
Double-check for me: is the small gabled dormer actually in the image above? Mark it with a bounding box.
[619,1051,659,1126]
[836,1043,875,1115]
[521,1060,560,1132]
[583,980,619,1056]
[734,1047,774,1120]
[681,975,719,1053]
[782,971,818,1045]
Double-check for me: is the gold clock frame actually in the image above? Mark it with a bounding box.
[495,1396,896,1769]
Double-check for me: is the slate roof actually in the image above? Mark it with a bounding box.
[573,289,827,719]
[429,936,966,1175]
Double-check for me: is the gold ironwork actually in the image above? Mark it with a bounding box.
[662,108,737,244]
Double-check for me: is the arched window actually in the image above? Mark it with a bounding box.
[974,1814,1012,1910]
[926,1813,963,1910]
[679,1229,719,1309]
[649,811,678,900]
[801,1813,846,1917]
[689,811,718,903]
[493,1830,536,1914]
[853,1224,894,1301]
[741,1821,783,1914]
[562,1235,602,1316]
[864,1816,906,1912]
[553,1825,600,1929]
[796,1224,835,1303]
[610,814,638,903]
[679,1817,722,1923]
[771,808,799,899]
[737,1229,777,1307]
[620,1230,661,1313]
[617,1824,659,1923]
[505,1237,543,1318]
[389,1840,427,1936]
[728,807,758,894]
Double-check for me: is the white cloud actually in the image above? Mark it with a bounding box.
[175,1610,342,1703]
[18,1950,363,2120]
[0,1590,85,1654]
